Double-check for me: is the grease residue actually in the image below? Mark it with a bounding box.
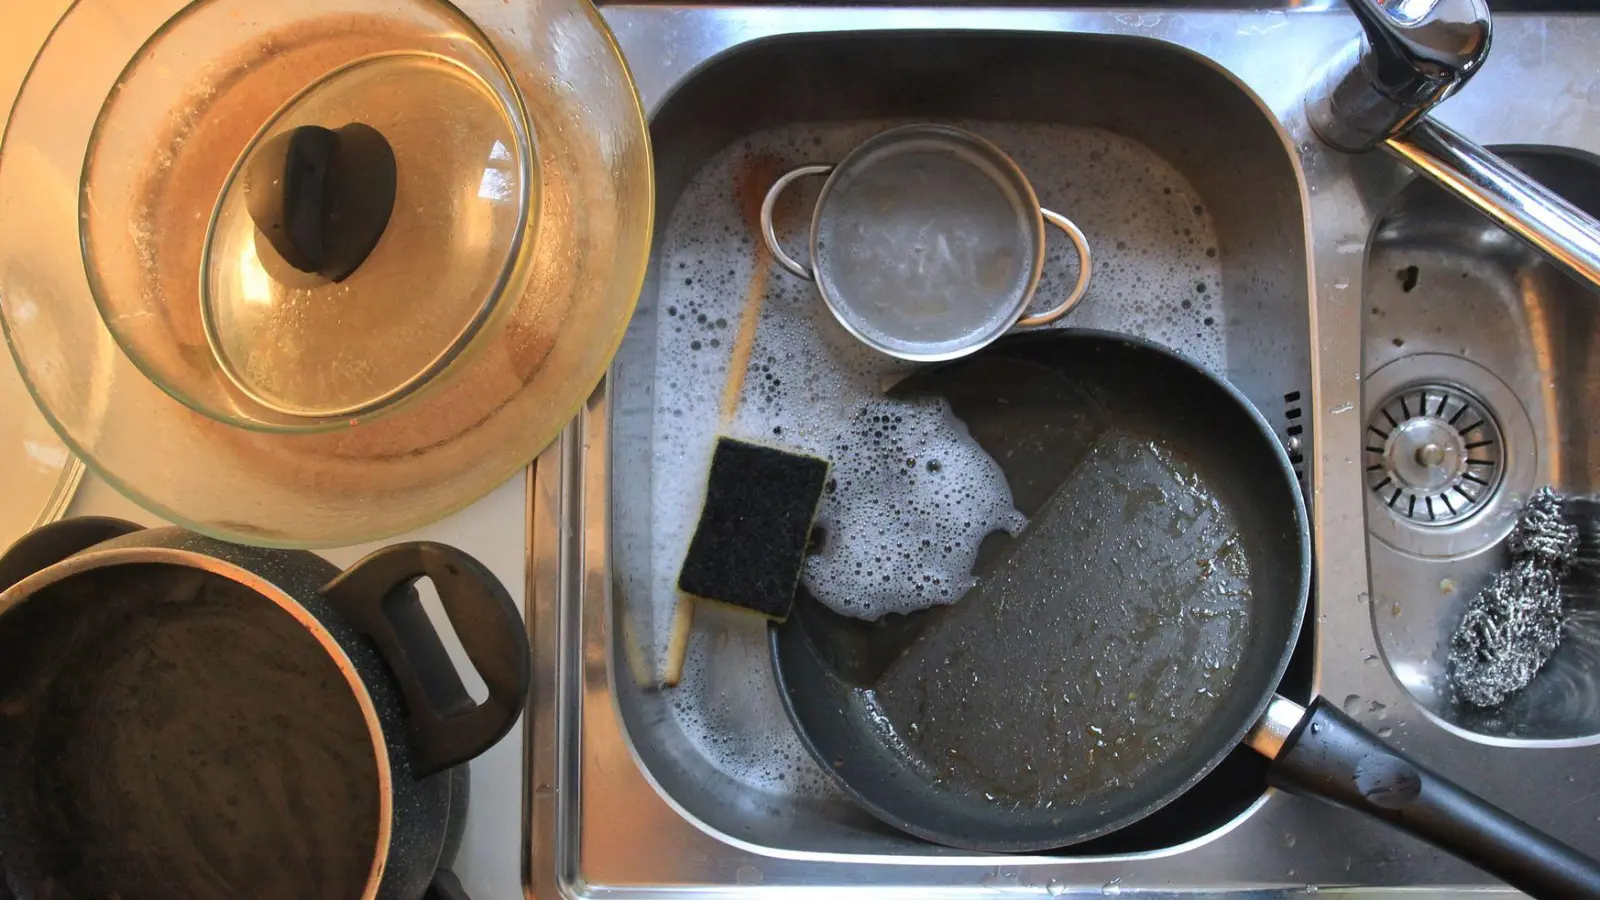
[872,430,1254,808]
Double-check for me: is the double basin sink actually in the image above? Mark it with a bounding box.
[526,6,1600,896]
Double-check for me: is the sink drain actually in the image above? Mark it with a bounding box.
[1365,383,1503,526]
[1362,354,1534,559]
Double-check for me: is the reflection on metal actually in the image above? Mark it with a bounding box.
[1363,147,1600,747]
[1243,695,1309,761]
[1306,0,1489,152]
[1385,121,1600,292]
[1309,0,1600,291]
[1365,382,1503,526]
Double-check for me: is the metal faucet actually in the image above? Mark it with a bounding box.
[1308,0,1600,290]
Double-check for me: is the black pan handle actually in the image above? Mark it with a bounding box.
[425,871,470,900]
[0,516,144,593]
[1252,695,1600,900]
[322,542,531,778]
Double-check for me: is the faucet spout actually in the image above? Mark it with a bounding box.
[1309,0,1600,291]
[1309,0,1490,152]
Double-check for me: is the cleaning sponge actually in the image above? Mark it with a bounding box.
[677,438,830,620]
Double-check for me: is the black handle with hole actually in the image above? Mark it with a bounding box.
[322,542,530,777]
[1270,697,1600,900]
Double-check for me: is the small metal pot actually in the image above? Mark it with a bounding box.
[0,518,531,900]
[760,124,1093,361]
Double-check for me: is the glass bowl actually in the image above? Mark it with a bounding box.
[0,0,652,546]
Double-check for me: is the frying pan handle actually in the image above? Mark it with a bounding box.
[1255,695,1600,900]
[760,164,834,280]
[322,542,531,778]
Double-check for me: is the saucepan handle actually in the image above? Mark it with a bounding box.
[0,516,144,593]
[1015,208,1093,328]
[322,542,531,778]
[760,164,834,280]
[1250,695,1600,900]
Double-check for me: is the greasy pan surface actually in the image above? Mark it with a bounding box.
[772,330,1309,851]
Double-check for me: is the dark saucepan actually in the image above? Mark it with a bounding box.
[0,519,530,900]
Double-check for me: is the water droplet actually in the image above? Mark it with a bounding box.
[1102,878,1124,896]
[1285,831,1298,847]
[1342,694,1363,716]
[1331,402,1355,415]
[1047,878,1067,897]
[1356,591,1369,605]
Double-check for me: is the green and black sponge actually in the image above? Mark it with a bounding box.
[677,437,830,620]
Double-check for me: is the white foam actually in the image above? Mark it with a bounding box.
[803,395,1027,620]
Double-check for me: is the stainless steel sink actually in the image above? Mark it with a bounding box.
[1362,148,1600,744]
[610,28,1312,858]
[526,7,1600,898]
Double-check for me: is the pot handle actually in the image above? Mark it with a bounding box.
[1252,695,1600,900]
[322,542,531,778]
[760,164,834,280]
[0,517,144,593]
[1014,208,1093,328]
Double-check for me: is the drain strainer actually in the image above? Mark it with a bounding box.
[1365,383,1504,525]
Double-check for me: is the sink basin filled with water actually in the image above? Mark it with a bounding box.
[606,30,1312,857]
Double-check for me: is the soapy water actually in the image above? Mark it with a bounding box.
[803,396,1027,620]
[620,118,1225,796]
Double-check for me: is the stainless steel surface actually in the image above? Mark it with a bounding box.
[525,7,1600,898]
[1020,210,1093,328]
[1244,695,1310,761]
[1365,382,1504,526]
[1306,0,1489,152]
[1385,119,1600,291]
[761,165,834,280]
[758,123,1094,361]
[1363,145,1600,747]
[1308,0,1600,292]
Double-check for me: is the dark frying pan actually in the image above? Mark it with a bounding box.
[772,330,1600,899]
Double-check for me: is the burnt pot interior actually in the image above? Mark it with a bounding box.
[0,563,385,900]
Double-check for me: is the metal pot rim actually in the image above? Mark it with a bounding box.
[0,544,395,899]
[813,124,1046,361]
